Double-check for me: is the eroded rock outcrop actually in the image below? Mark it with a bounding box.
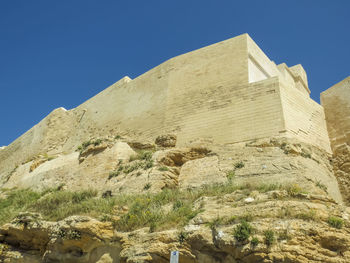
[0,188,350,263]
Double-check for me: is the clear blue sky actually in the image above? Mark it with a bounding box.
[1,1,349,146]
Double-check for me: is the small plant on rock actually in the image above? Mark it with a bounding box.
[233,221,253,242]
[158,166,169,171]
[144,183,152,190]
[207,217,223,231]
[108,170,121,180]
[250,237,259,247]
[316,181,328,193]
[264,230,275,247]
[226,170,235,181]
[178,231,189,243]
[234,161,245,169]
[327,216,343,229]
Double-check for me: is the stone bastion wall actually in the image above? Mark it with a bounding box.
[0,34,332,177]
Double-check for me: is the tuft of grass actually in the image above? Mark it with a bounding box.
[144,160,154,169]
[316,181,328,193]
[29,189,98,220]
[0,182,309,233]
[108,170,121,180]
[143,183,152,191]
[285,184,304,197]
[263,229,275,246]
[130,150,153,162]
[76,138,103,153]
[250,236,259,247]
[158,166,169,172]
[295,210,317,221]
[207,217,223,230]
[226,170,235,181]
[0,189,43,225]
[234,161,245,169]
[233,221,253,242]
[327,216,343,229]
[178,231,189,243]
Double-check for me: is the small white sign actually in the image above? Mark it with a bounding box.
[170,251,179,263]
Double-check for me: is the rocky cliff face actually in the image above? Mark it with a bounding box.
[0,135,349,262]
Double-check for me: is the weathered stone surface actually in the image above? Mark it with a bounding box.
[322,77,350,205]
[179,156,226,189]
[155,134,177,147]
[1,190,350,263]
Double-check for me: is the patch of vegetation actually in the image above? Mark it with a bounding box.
[124,162,143,174]
[256,183,280,193]
[173,200,184,210]
[0,189,43,225]
[144,159,154,169]
[233,221,253,242]
[327,216,343,229]
[295,210,317,221]
[250,236,259,247]
[207,217,224,230]
[158,166,169,172]
[143,183,152,190]
[234,161,245,169]
[263,229,275,246]
[226,170,235,181]
[285,184,305,197]
[178,231,189,243]
[108,170,121,180]
[316,181,327,193]
[278,229,291,241]
[301,152,312,159]
[128,150,154,171]
[76,138,103,153]
[129,150,153,162]
[114,135,122,140]
[0,182,309,233]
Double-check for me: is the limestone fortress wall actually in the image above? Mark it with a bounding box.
[321,76,350,151]
[0,34,334,176]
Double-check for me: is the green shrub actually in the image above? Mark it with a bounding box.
[76,138,103,152]
[233,221,253,242]
[327,216,343,229]
[250,237,259,247]
[144,160,154,169]
[264,230,275,246]
[178,231,188,243]
[173,200,184,210]
[234,161,245,169]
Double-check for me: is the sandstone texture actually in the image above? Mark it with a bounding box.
[321,77,350,205]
